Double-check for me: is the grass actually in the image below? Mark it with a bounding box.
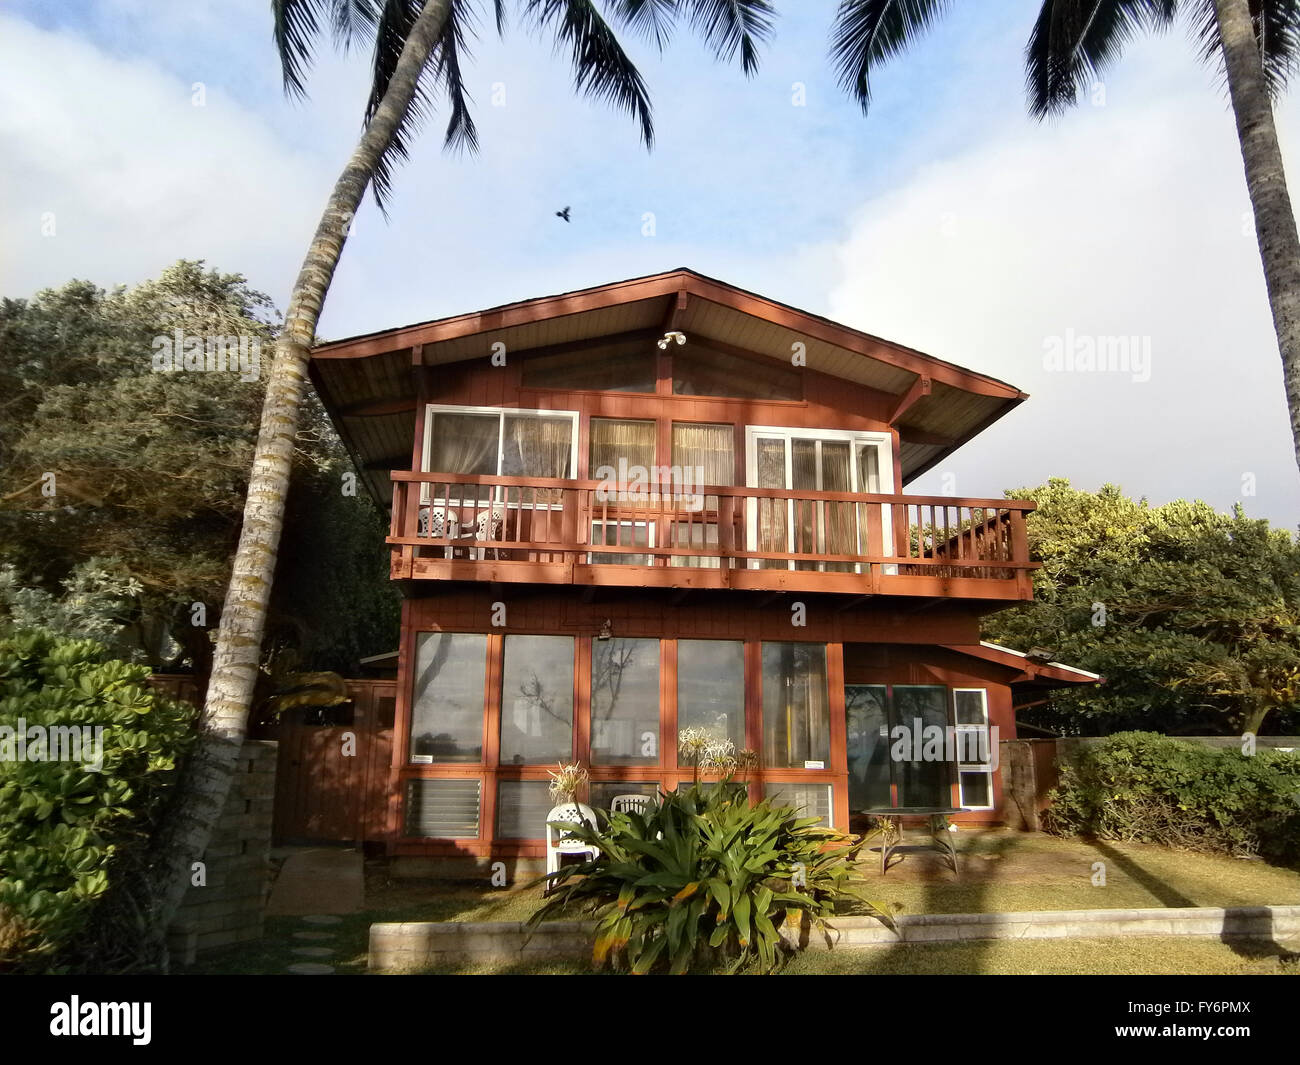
[186,830,1300,975]
[844,828,1300,916]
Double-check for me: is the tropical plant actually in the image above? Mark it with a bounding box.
[146,0,777,969]
[546,761,589,804]
[527,779,893,973]
[0,629,196,972]
[829,0,1300,476]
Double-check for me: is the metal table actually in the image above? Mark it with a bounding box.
[859,806,965,877]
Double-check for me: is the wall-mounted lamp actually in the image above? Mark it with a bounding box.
[657,330,686,350]
[597,619,613,641]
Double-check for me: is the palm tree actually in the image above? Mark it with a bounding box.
[829,0,1300,472]
[142,0,775,967]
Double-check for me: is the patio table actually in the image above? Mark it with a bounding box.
[859,806,965,877]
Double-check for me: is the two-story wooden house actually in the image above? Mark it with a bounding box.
[307,268,1093,870]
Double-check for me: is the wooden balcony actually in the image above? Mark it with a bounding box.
[387,471,1037,601]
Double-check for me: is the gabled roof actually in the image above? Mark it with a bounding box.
[310,268,1028,506]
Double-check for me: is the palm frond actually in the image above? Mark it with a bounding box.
[829,0,955,114]
[1191,0,1300,99]
[272,0,327,98]
[272,0,382,96]
[364,0,480,213]
[685,0,775,75]
[521,0,656,148]
[606,0,681,50]
[1025,0,1176,118]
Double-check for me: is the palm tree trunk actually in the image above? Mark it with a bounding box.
[139,0,455,968]
[1214,0,1300,475]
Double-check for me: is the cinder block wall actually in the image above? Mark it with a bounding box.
[167,740,277,965]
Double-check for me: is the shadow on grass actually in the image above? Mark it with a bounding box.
[1088,839,1197,908]
[842,823,1020,975]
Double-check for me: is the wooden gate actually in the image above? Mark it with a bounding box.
[268,679,394,844]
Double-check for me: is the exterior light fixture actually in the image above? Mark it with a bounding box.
[597,619,613,641]
[657,331,686,350]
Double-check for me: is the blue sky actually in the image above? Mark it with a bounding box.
[3,1,1299,527]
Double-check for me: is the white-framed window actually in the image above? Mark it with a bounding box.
[743,425,894,573]
[421,404,579,506]
[588,519,655,565]
[953,688,994,810]
[764,782,834,829]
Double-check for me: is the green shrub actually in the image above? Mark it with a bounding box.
[0,629,195,971]
[527,782,893,973]
[1044,731,1300,863]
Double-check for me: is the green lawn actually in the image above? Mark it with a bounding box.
[186,830,1300,976]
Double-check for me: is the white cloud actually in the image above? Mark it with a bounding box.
[0,13,328,300]
[827,40,1300,527]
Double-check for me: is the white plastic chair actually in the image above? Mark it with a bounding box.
[417,506,459,559]
[544,802,600,883]
[471,503,506,560]
[610,794,656,816]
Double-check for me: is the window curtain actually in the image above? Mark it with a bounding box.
[504,414,572,503]
[671,423,733,487]
[755,438,788,569]
[590,419,656,479]
[856,444,881,556]
[427,413,499,475]
[671,423,733,567]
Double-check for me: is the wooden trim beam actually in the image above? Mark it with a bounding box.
[888,375,931,424]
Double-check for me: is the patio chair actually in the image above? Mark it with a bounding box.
[471,503,506,561]
[544,802,600,886]
[610,794,656,817]
[417,506,459,559]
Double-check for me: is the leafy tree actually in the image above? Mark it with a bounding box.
[829,0,1300,478]
[0,263,398,679]
[983,479,1300,735]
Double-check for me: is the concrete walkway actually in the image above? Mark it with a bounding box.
[266,847,364,917]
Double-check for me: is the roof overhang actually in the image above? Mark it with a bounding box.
[942,641,1103,691]
[310,268,1029,507]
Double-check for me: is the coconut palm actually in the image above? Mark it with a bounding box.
[829,0,1300,473]
[143,0,775,967]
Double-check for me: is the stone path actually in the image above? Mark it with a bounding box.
[286,914,343,974]
[266,849,364,916]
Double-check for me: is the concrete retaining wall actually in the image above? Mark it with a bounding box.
[369,904,1300,971]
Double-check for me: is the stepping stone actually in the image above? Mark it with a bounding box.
[301,915,343,926]
[292,947,335,958]
[293,931,335,941]
[287,963,335,975]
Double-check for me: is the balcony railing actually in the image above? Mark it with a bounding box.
[387,471,1037,600]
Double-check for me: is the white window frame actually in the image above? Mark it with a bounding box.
[587,518,656,566]
[764,782,835,829]
[952,688,994,811]
[421,403,580,507]
[743,425,895,572]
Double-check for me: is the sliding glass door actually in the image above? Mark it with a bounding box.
[746,428,887,571]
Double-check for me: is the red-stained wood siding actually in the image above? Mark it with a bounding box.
[386,590,1009,857]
